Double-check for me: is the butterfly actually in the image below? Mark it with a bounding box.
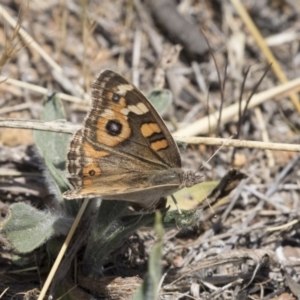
[63,70,202,208]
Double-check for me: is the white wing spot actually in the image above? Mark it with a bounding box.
[116,84,134,96]
[127,103,149,115]
[128,105,143,115]
[121,108,130,116]
[137,102,149,113]
[102,109,115,118]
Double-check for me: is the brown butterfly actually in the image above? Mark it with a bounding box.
[63,70,202,208]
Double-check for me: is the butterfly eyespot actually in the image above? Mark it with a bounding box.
[89,170,96,176]
[112,94,120,102]
[105,119,122,136]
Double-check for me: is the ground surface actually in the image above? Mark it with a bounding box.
[1,0,300,299]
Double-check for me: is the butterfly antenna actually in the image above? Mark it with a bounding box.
[197,183,215,215]
[199,134,236,212]
[171,194,182,215]
[201,134,236,169]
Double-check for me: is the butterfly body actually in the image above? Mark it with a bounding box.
[63,70,201,208]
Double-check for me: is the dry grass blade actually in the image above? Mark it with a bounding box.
[0,76,86,103]
[177,137,300,152]
[0,118,299,152]
[164,249,278,289]
[0,4,63,72]
[0,287,9,298]
[173,75,300,136]
[1,116,300,154]
[0,13,22,70]
[230,0,300,113]
[1,1,300,299]
[254,107,275,167]
[0,4,88,99]
[0,102,32,115]
[37,198,90,300]
[0,118,79,133]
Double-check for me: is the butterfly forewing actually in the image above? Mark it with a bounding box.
[65,70,184,200]
[86,70,181,168]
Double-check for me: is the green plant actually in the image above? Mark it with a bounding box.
[0,92,206,298]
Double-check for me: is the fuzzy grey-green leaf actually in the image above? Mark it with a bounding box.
[147,88,172,115]
[1,202,68,253]
[33,94,71,201]
[82,200,155,276]
[132,212,164,300]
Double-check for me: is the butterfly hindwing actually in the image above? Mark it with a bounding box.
[64,70,183,201]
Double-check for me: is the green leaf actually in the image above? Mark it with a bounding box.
[167,181,218,211]
[33,94,79,217]
[147,88,172,115]
[82,200,155,277]
[132,212,164,300]
[0,203,71,253]
[33,94,71,202]
[163,208,203,228]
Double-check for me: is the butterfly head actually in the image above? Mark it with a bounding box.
[182,170,202,188]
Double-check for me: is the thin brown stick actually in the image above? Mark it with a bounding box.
[0,76,86,104]
[0,102,32,115]
[176,136,300,153]
[0,118,80,133]
[0,118,299,152]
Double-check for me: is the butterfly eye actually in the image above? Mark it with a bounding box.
[112,94,120,102]
[89,170,96,176]
[105,120,122,136]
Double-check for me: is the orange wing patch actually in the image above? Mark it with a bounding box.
[83,142,109,158]
[96,115,131,146]
[151,139,168,151]
[82,164,101,177]
[83,163,101,185]
[82,142,109,186]
[96,91,131,146]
